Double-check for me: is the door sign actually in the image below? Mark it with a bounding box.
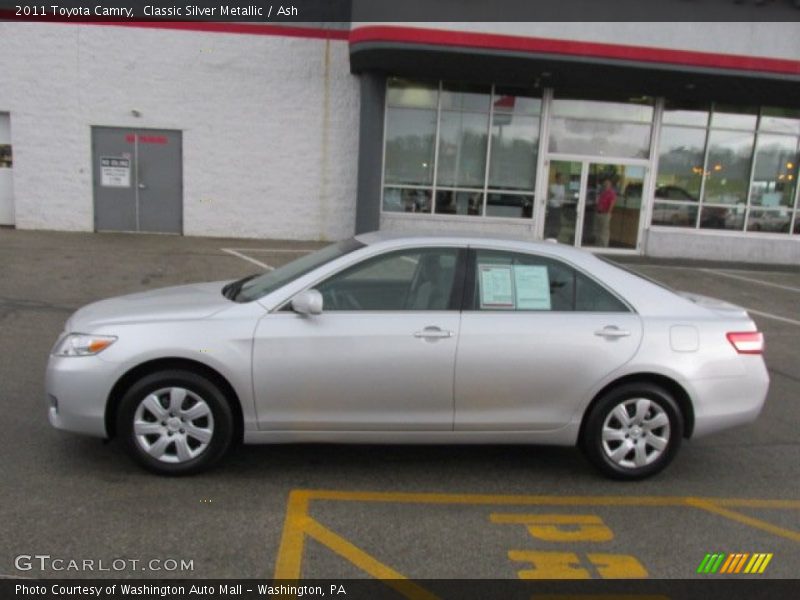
[100,157,131,188]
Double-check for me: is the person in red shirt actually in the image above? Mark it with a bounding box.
[594,178,617,247]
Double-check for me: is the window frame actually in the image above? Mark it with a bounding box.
[282,246,469,313]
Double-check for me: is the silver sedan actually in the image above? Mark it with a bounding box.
[46,233,769,479]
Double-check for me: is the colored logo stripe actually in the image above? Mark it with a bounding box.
[698,552,773,574]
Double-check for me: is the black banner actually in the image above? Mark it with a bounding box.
[1,0,799,23]
[4,579,800,600]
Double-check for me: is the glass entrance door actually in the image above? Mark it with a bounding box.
[544,160,646,250]
[543,160,583,245]
[581,163,645,249]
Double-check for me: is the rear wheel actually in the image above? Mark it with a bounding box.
[116,369,234,475]
[581,383,683,480]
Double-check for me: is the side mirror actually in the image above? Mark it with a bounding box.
[291,289,323,315]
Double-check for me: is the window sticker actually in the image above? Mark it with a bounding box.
[515,265,551,310]
[479,265,515,309]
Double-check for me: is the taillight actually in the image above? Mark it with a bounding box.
[727,331,764,354]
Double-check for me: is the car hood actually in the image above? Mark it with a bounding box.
[67,281,233,331]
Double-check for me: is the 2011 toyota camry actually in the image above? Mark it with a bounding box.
[46,232,769,479]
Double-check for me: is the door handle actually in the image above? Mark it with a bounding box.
[413,326,453,339]
[594,326,631,339]
[138,183,147,189]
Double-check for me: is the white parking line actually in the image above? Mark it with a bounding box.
[700,269,800,293]
[221,248,274,270]
[223,247,314,254]
[745,309,800,327]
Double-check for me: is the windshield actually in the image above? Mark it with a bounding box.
[228,238,365,302]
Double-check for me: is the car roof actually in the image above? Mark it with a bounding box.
[354,230,596,263]
[351,230,710,317]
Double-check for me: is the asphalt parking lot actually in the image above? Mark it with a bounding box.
[1,229,798,583]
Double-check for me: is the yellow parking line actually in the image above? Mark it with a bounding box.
[686,498,800,543]
[273,489,310,580]
[296,489,800,510]
[273,489,800,583]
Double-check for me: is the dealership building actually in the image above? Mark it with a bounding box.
[1,7,799,263]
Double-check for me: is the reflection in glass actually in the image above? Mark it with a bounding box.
[699,205,744,230]
[582,164,644,249]
[549,118,651,158]
[795,213,800,234]
[437,111,490,188]
[711,105,758,130]
[746,209,791,233]
[662,100,710,127]
[382,187,432,213]
[441,83,491,112]
[488,115,538,191]
[435,190,483,216]
[759,107,800,135]
[384,108,436,186]
[493,88,541,115]
[551,99,653,122]
[750,134,799,207]
[545,161,580,245]
[656,126,705,201]
[485,193,533,219]
[651,202,698,228]
[702,130,755,205]
[386,78,438,108]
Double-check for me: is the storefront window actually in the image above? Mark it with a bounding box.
[653,126,704,228]
[710,105,758,130]
[549,119,651,159]
[383,79,439,212]
[661,100,709,127]
[759,107,800,136]
[551,99,653,122]
[750,134,799,208]
[549,96,653,159]
[383,80,541,221]
[384,108,437,188]
[437,110,490,188]
[702,129,755,209]
[487,115,539,191]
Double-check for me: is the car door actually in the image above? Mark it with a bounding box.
[454,248,642,431]
[252,246,465,431]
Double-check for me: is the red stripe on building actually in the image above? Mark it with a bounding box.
[349,25,800,76]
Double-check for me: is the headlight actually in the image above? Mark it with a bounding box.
[52,333,117,357]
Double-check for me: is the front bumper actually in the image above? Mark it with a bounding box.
[45,354,123,438]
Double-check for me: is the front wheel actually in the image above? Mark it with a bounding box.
[581,383,683,480]
[116,369,234,475]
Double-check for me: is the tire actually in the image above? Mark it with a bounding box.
[581,383,683,480]
[116,369,234,475]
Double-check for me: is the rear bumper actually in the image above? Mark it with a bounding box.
[45,354,122,438]
[690,358,770,438]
